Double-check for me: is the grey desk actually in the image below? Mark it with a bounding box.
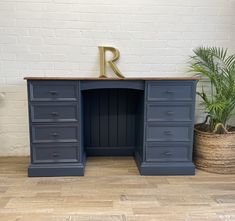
[24,77,198,176]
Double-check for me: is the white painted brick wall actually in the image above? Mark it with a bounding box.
[0,0,235,156]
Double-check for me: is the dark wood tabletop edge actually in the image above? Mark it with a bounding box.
[24,76,201,80]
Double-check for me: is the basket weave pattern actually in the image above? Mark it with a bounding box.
[194,124,235,174]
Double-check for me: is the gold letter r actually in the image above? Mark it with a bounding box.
[99,46,124,79]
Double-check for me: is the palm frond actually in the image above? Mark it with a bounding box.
[189,46,235,133]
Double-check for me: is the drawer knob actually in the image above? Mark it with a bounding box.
[51,132,59,137]
[166,111,174,115]
[163,151,173,156]
[166,90,175,94]
[52,152,60,158]
[48,90,58,95]
[164,130,172,135]
[49,112,59,116]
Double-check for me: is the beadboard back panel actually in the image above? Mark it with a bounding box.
[83,89,144,156]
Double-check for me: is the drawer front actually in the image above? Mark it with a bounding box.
[146,103,192,122]
[32,144,79,163]
[146,123,192,142]
[146,81,194,101]
[32,125,79,143]
[31,103,78,123]
[29,81,78,101]
[145,144,190,162]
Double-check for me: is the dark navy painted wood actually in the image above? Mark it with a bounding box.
[29,80,79,101]
[135,92,145,161]
[90,91,100,147]
[86,147,135,156]
[99,89,109,147]
[32,143,79,163]
[80,80,144,91]
[31,124,79,143]
[78,80,86,165]
[138,161,195,175]
[27,80,83,177]
[146,80,194,101]
[117,89,127,147]
[26,79,197,176]
[83,89,143,156]
[28,163,85,177]
[146,102,193,122]
[30,102,79,123]
[145,142,190,162]
[135,80,197,175]
[109,89,118,146]
[126,91,137,146]
[145,122,192,142]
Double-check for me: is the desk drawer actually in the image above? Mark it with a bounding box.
[32,144,79,163]
[31,102,78,123]
[29,81,78,101]
[146,103,192,122]
[32,124,79,143]
[146,81,194,101]
[145,144,190,162]
[146,123,192,142]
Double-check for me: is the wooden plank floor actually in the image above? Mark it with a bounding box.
[0,157,234,221]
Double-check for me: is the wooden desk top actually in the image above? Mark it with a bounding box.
[24,76,200,80]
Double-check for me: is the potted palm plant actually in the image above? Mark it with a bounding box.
[189,46,235,174]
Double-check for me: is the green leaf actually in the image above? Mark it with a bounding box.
[189,46,235,133]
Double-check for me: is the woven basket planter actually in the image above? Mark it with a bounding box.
[194,124,235,174]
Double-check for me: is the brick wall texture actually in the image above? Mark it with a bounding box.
[0,0,235,155]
